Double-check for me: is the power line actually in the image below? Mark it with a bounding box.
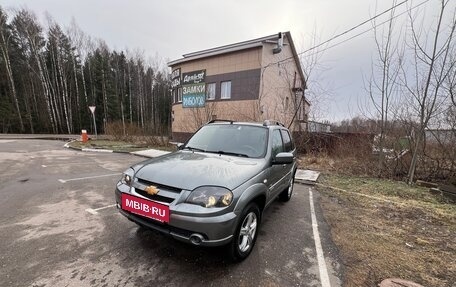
[300,0,408,55]
[270,0,431,67]
[303,0,431,58]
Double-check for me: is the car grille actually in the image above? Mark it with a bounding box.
[135,178,182,204]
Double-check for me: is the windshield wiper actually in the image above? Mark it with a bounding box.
[206,150,249,158]
[184,146,206,152]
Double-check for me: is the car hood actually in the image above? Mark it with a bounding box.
[134,151,265,190]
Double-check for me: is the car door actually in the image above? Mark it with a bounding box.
[267,129,288,201]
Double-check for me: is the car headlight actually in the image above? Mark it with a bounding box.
[120,168,134,186]
[185,186,233,208]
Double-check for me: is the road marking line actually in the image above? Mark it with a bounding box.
[58,173,121,183]
[41,162,88,167]
[85,208,98,215]
[94,204,116,211]
[85,204,117,215]
[309,188,331,287]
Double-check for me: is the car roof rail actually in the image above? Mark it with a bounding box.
[206,119,234,124]
[263,120,285,127]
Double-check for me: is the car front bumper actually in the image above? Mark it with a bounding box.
[115,188,237,247]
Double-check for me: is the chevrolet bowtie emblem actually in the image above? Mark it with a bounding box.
[144,185,159,196]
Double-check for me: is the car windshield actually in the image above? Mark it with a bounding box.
[185,124,268,158]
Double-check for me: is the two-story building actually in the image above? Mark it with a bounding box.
[168,32,309,142]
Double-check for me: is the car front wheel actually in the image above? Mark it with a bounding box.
[229,203,260,261]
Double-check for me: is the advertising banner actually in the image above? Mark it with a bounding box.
[182,83,206,108]
[182,70,206,85]
[171,68,181,89]
[181,70,206,108]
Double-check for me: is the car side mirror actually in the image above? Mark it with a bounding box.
[177,143,185,150]
[273,152,294,164]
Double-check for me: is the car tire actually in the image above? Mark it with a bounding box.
[228,203,261,262]
[279,171,295,202]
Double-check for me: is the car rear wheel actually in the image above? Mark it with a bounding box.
[229,203,260,261]
[279,171,294,202]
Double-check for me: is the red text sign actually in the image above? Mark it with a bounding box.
[122,193,169,223]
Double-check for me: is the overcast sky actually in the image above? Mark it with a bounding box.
[0,0,451,122]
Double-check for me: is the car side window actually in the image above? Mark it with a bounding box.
[271,129,283,157]
[280,130,293,152]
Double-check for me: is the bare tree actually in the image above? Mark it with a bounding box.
[298,28,330,125]
[402,0,456,184]
[367,0,403,174]
[46,16,73,134]
[0,7,23,132]
[446,48,456,107]
[12,9,58,133]
[67,18,88,129]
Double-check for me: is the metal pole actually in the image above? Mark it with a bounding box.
[92,112,98,140]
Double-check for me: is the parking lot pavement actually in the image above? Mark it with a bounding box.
[0,139,342,287]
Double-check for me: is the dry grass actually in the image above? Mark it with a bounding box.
[318,174,456,287]
[298,153,378,176]
[298,152,336,172]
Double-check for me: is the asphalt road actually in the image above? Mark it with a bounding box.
[0,139,342,287]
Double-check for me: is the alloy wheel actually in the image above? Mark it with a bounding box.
[238,212,258,253]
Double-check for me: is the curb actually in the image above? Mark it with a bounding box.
[64,140,148,156]
[82,148,113,153]
[295,179,318,186]
[65,140,113,153]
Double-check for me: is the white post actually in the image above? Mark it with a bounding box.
[89,106,97,140]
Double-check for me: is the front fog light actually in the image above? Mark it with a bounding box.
[123,174,131,185]
[186,186,233,208]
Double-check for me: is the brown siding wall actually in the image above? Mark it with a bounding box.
[259,35,307,131]
[205,69,261,101]
[172,100,260,133]
[171,48,263,135]
[177,47,262,75]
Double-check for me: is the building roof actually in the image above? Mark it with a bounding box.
[168,32,307,90]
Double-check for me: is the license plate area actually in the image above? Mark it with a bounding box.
[121,193,170,223]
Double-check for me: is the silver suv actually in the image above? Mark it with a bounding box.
[115,120,297,260]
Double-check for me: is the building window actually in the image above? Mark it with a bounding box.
[206,83,216,100]
[221,81,231,99]
[172,89,177,103]
[178,87,182,102]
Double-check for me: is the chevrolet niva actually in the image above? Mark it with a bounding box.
[115,120,297,261]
